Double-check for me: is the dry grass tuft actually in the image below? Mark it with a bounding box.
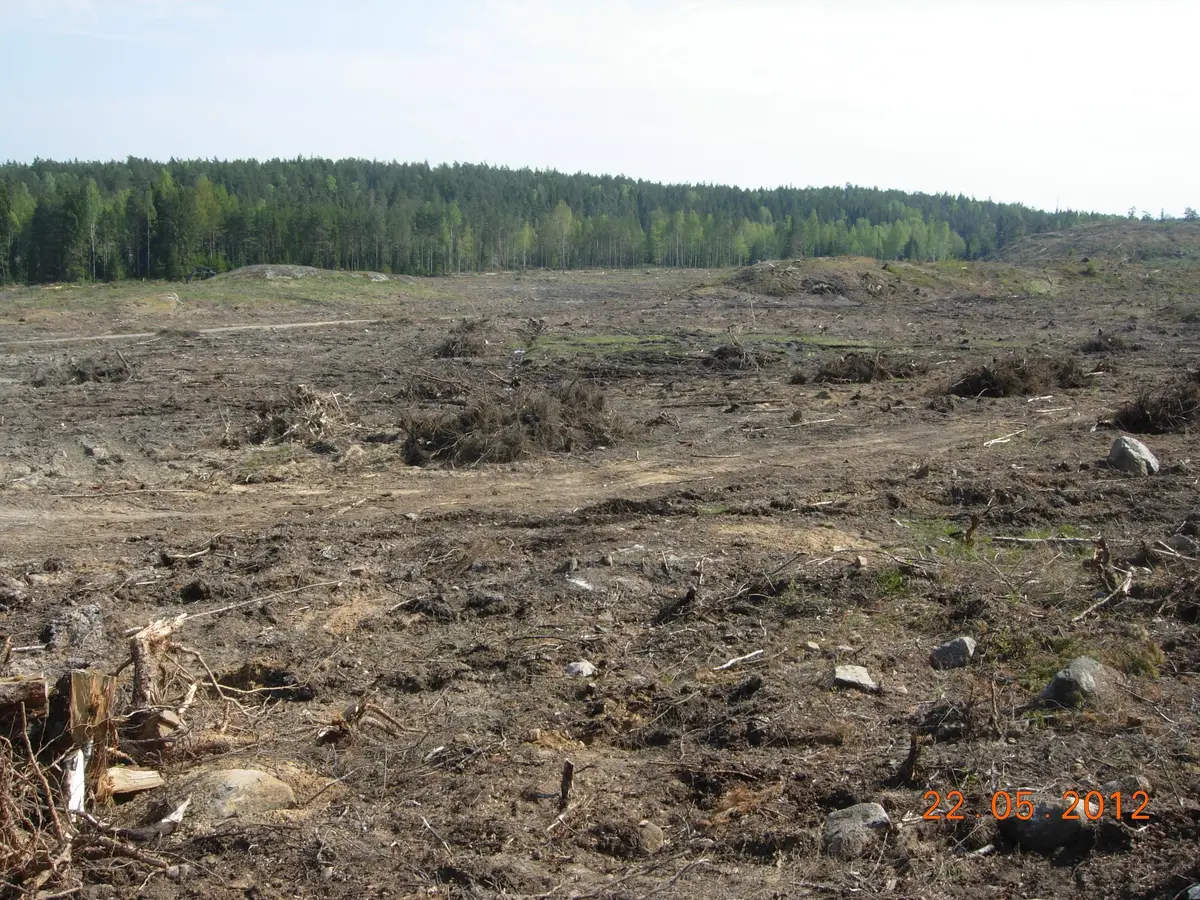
[814,352,927,384]
[1113,371,1200,433]
[950,355,1088,398]
[403,380,629,466]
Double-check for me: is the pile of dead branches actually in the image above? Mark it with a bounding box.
[1113,371,1200,433]
[814,352,927,384]
[403,380,629,466]
[0,619,200,895]
[1080,331,1136,354]
[30,353,132,387]
[244,384,355,445]
[434,318,492,359]
[950,354,1088,398]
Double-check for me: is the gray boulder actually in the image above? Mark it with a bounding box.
[1041,656,1118,708]
[996,794,1095,852]
[190,769,295,821]
[42,603,104,649]
[1108,436,1159,476]
[930,636,977,670]
[822,802,891,859]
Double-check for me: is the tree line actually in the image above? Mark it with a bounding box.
[0,158,1107,283]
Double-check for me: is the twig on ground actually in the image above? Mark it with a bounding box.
[1072,568,1134,623]
[712,649,764,671]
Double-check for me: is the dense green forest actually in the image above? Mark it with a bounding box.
[0,158,1107,284]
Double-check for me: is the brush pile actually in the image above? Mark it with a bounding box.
[1113,371,1200,433]
[403,380,628,466]
[246,384,354,445]
[814,352,926,384]
[950,355,1088,398]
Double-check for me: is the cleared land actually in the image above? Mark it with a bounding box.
[1,225,1199,899]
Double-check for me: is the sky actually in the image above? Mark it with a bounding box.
[2,0,1198,216]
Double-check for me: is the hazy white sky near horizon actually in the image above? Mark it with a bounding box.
[2,0,1197,216]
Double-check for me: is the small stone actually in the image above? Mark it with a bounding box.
[1108,436,1159,476]
[1041,656,1119,708]
[996,795,1095,852]
[565,660,597,678]
[166,864,192,882]
[601,553,615,566]
[1183,885,1200,900]
[403,512,419,521]
[83,443,111,462]
[930,636,977,670]
[822,802,891,859]
[804,641,821,652]
[637,820,665,854]
[562,556,580,574]
[349,566,366,577]
[853,555,868,569]
[833,664,878,693]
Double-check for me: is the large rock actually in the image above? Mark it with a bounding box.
[930,636,976,670]
[1108,436,1159,476]
[1041,657,1119,708]
[822,802,891,859]
[833,665,878,693]
[996,794,1095,852]
[41,603,104,649]
[189,769,295,821]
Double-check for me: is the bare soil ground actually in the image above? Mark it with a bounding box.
[1,233,1199,899]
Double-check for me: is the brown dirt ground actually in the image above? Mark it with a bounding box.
[1,237,1199,899]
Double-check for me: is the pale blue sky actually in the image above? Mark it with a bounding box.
[2,0,1197,216]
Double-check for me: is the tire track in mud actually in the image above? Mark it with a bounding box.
[0,418,1002,555]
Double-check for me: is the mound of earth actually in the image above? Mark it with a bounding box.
[728,259,902,301]
[221,264,327,280]
[998,220,1200,265]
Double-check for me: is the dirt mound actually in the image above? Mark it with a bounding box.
[403,380,628,466]
[729,262,849,297]
[814,352,927,384]
[30,353,131,386]
[1113,371,1200,433]
[998,220,1200,265]
[950,355,1087,398]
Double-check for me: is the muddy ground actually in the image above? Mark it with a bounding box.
[1,233,1199,899]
